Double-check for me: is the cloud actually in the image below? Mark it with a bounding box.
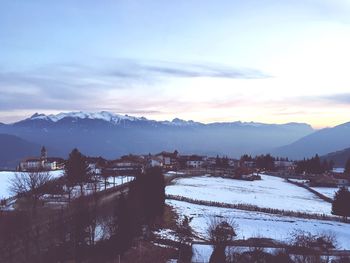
[0,59,269,112]
[108,60,270,80]
[321,93,350,105]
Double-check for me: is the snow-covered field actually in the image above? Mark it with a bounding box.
[287,178,309,184]
[167,199,350,250]
[164,171,185,177]
[0,170,134,202]
[333,168,345,174]
[311,187,339,199]
[166,175,332,215]
[62,176,134,199]
[0,170,64,199]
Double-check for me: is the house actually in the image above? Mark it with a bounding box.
[45,157,65,170]
[104,155,145,176]
[242,161,256,169]
[156,150,179,169]
[85,156,107,175]
[19,146,64,171]
[146,156,163,168]
[186,155,205,168]
[206,157,217,167]
[228,159,240,168]
[333,173,350,186]
[20,157,44,171]
[335,178,349,186]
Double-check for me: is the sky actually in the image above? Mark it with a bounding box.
[1,0,350,128]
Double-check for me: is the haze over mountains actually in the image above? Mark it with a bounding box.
[272,122,350,160]
[0,134,40,168]
[0,111,316,167]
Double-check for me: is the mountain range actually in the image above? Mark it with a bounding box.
[0,111,314,168]
[1,111,350,168]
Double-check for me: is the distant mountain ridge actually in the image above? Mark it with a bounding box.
[0,111,314,163]
[321,147,350,168]
[22,111,312,128]
[0,134,40,169]
[29,111,144,124]
[272,122,350,159]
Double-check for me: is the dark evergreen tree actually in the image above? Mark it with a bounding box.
[177,216,193,263]
[255,154,275,171]
[240,154,253,162]
[215,155,222,167]
[345,158,350,175]
[329,160,335,171]
[332,187,350,221]
[221,156,229,168]
[295,154,326,174]
[109,194,132,259]
[64,148,90,195]
[142,166,166,222]
[71,200,90,263]
[127,166,165,228]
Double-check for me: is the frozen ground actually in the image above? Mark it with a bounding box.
[311,187,339,199]
[166,175,332,215]
[333,168,345,174]
[106,176,134,186]
[0,170,64,199]
[59,176,135,199]
[165,171,185,177]
[288,178,309,184]
[167,199,350,250]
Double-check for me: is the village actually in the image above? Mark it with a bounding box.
[17,146,350,187]
[1,146,350,263]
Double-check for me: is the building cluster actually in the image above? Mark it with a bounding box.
[18,148,349,186]
[19,147,64,171]
[89,151,208,177]
[85,152,297,178]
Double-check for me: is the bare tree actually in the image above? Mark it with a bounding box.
[207,217,237,263]
[288,230,337,263]
[9,171,52,212]
[176,216,193,263]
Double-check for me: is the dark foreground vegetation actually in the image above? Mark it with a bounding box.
[0,165,166,263]
[1,149,349,262]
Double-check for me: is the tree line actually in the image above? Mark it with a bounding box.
[295,154,334,174]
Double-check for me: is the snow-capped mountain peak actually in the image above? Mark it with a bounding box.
[29,111,142,124]
[159,118,200,126]
[27,111,202,126]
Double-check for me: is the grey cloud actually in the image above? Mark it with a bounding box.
[0,59,269,112]
[108,60,270,80]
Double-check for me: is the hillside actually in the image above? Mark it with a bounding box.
[272,122,350,160]
[0,134,40,169]
[321,147,350,167]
